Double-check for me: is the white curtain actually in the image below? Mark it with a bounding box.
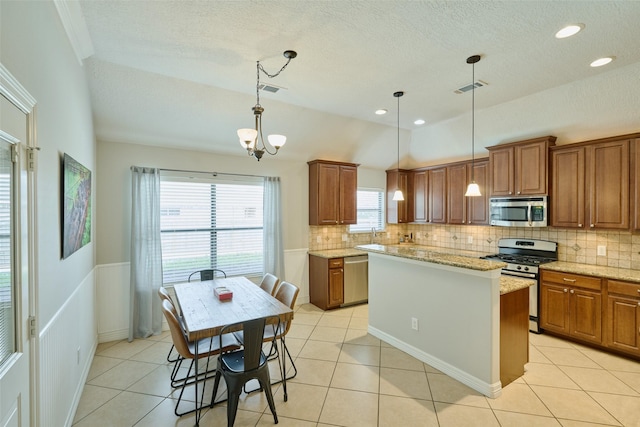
[263,176,285,279]
[129,166,163,341]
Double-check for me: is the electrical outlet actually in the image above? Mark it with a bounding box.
[411,317,418,331]
[597,245,607,256]
[467,236,473,244]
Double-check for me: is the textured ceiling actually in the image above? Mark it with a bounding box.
[76,0,640,169]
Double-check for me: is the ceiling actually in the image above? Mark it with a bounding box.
[72,1,640,169]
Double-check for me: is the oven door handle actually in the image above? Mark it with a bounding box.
[527,205,532,226]
[502,270,537,279]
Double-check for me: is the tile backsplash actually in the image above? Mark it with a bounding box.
[309,224,640,269]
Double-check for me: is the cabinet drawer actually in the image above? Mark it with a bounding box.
[541,270,602,291]
[608,279,640,298]
[328,258,344,269]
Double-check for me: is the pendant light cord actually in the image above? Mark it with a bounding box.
[471,59,475,181]
[397,94,400,170]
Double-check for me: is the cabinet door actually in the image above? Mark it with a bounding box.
[515,140,548,195]
[413,171,428,223]
[550,146,585,228]
[540,283,569,334]
[607,295,640,355]
[467,161,489,225]
[386,170,411,224]
[588,140,630,229]
[569,288,602,344]
[328,268,344,308]
[489,146,514,196]
[428,167,447,223]
[634,139,640,231]
[310,163,340,225]
[339,165,358,224]
[447,164,467,224]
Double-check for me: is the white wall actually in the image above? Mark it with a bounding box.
[1,2,97,425]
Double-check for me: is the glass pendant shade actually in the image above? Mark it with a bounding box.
[237,128,257,148]
[465,181,481,197]
[392,189,405,201]
[267,134,287,148]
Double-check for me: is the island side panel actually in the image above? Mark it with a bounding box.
[367,252,502,397]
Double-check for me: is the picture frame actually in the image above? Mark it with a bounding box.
[62,153,91,259]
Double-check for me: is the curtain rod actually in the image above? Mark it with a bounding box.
[158,167,276,179]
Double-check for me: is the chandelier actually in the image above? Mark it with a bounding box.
[237,50,297,161]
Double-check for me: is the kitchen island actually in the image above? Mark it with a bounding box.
[355,244,533,398]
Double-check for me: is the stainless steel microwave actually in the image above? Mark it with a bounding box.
[489,196,548,227]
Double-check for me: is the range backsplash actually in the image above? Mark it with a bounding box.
[309,225,640,269]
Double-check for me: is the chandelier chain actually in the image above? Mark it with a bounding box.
[256,56,295,107]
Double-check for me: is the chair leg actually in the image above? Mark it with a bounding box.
[257,375,278,424]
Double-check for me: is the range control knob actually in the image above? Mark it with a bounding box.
[524,266,530,272]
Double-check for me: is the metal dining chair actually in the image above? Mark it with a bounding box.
[210,315,281,427]
[188,268,226,281]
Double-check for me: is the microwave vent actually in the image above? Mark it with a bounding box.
[454,80,488,94]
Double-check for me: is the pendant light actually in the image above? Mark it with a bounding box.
[465,55,482,197]
[392,91,405,201]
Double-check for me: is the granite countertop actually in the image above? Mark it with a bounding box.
[308,248,368,258]
[355,244,506,272]
[500,276,536,295]
[541,261,640,284]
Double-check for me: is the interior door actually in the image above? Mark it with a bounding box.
[0,70,34,427]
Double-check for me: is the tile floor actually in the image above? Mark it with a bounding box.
[73,303,640,427]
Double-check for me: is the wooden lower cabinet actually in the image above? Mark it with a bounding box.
[540,270,602,345]
[500,287,529,387]
[607,280,640,357]
[309,255,344,310]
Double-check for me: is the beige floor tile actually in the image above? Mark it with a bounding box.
[347,316,369,330]
[72,390,164,427]
[298,339,342,361]
[86,355,124,381]
[529,345,553,364]
[343,329,381,346]
[530,334,577,349]
[427,373,489,408]
[308,326,347,343]
[559,366,639,395]
[523,362,581,389]
[379,395,439,426]
[286,323,315,340]
[256,414,317,426]
[588,391,640,427]
[133,398,202,427]
[88,360,159,390]
[95,340,119,354]
[72,385,120,424]
[289,358,336,387]
[379,367,431,400]
[319,388,378,427]
[536,346,601,368]
[487,382,552,416]
[330,363,379,393]
[271,382,327,422]
[530,385,621,425]
[493,410,562,427]
[322,306,354,317]
[338,343,380,366]
[96,339,155,359]
[290,312,322,326]
[127,364,176,397]
[295,303,324,314]
[351,304,369,318]
[380,346,425,371]
[281,337,306,358]
[129,341,174,364]
[579,347,640,373]
[423,362,443,374]
[434,401,500,427]
[317,314,351,328]
[557,420,620,427]
[204,404,263,427]
[610,370,640,394]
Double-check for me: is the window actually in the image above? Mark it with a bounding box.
[0,140,14,366]
[349,189,385,232]
[159,172,264,284]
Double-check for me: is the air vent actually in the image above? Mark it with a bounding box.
[454,80,488,94]
[258,83,286,93]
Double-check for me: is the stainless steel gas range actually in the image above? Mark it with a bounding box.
[481,238,558,333]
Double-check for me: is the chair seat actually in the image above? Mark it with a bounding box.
[220,349,268,373]
[189,333,240,357]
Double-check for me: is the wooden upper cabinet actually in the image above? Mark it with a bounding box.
[467,160,490,225]
[634,139,640,231]
[588,140,629,230]
[386,169,413,224]
[447,163,467,224]
[488,136,556,197]
[412,170,428,223]
[428,167,447,224]
[550,146,586,228]
[446,160,489,225]
[308,160,358,226]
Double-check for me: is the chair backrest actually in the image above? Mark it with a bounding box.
[259,273,280,296]
[158,286,172,303]
[188,269,226,282]
[161,299,192,360]
[220,315,280,371]
[273,281,299,336]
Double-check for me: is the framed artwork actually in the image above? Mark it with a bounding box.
[62,153,91,259]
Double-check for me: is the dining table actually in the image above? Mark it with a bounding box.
[173,276,295,426]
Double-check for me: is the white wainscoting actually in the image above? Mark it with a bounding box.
[95,248,311,342]
[39,269,96,427]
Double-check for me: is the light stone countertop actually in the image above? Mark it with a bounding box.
[355,244,506,272]
[541,261,640,284]
[307,248,368,258]
[500,276,536,295]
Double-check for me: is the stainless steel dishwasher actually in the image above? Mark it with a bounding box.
[343,255,368,306]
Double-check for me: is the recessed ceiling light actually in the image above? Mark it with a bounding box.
[590,56,614,67]
[414,119,425,125]
[375,109,388,115]
[555,24,584,39]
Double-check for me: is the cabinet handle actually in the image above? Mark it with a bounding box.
[590,224,595,228]
[563,288,568,293]
[468,221,471,224]
[517,191,521,195]
[570,289,575,294]
[578,223,583,227]
[509,191,513,195]
[562,278,576,282]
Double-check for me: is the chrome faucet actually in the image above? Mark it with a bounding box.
[370,227,377,244]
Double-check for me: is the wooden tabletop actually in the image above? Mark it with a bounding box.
[173,276,294,342]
